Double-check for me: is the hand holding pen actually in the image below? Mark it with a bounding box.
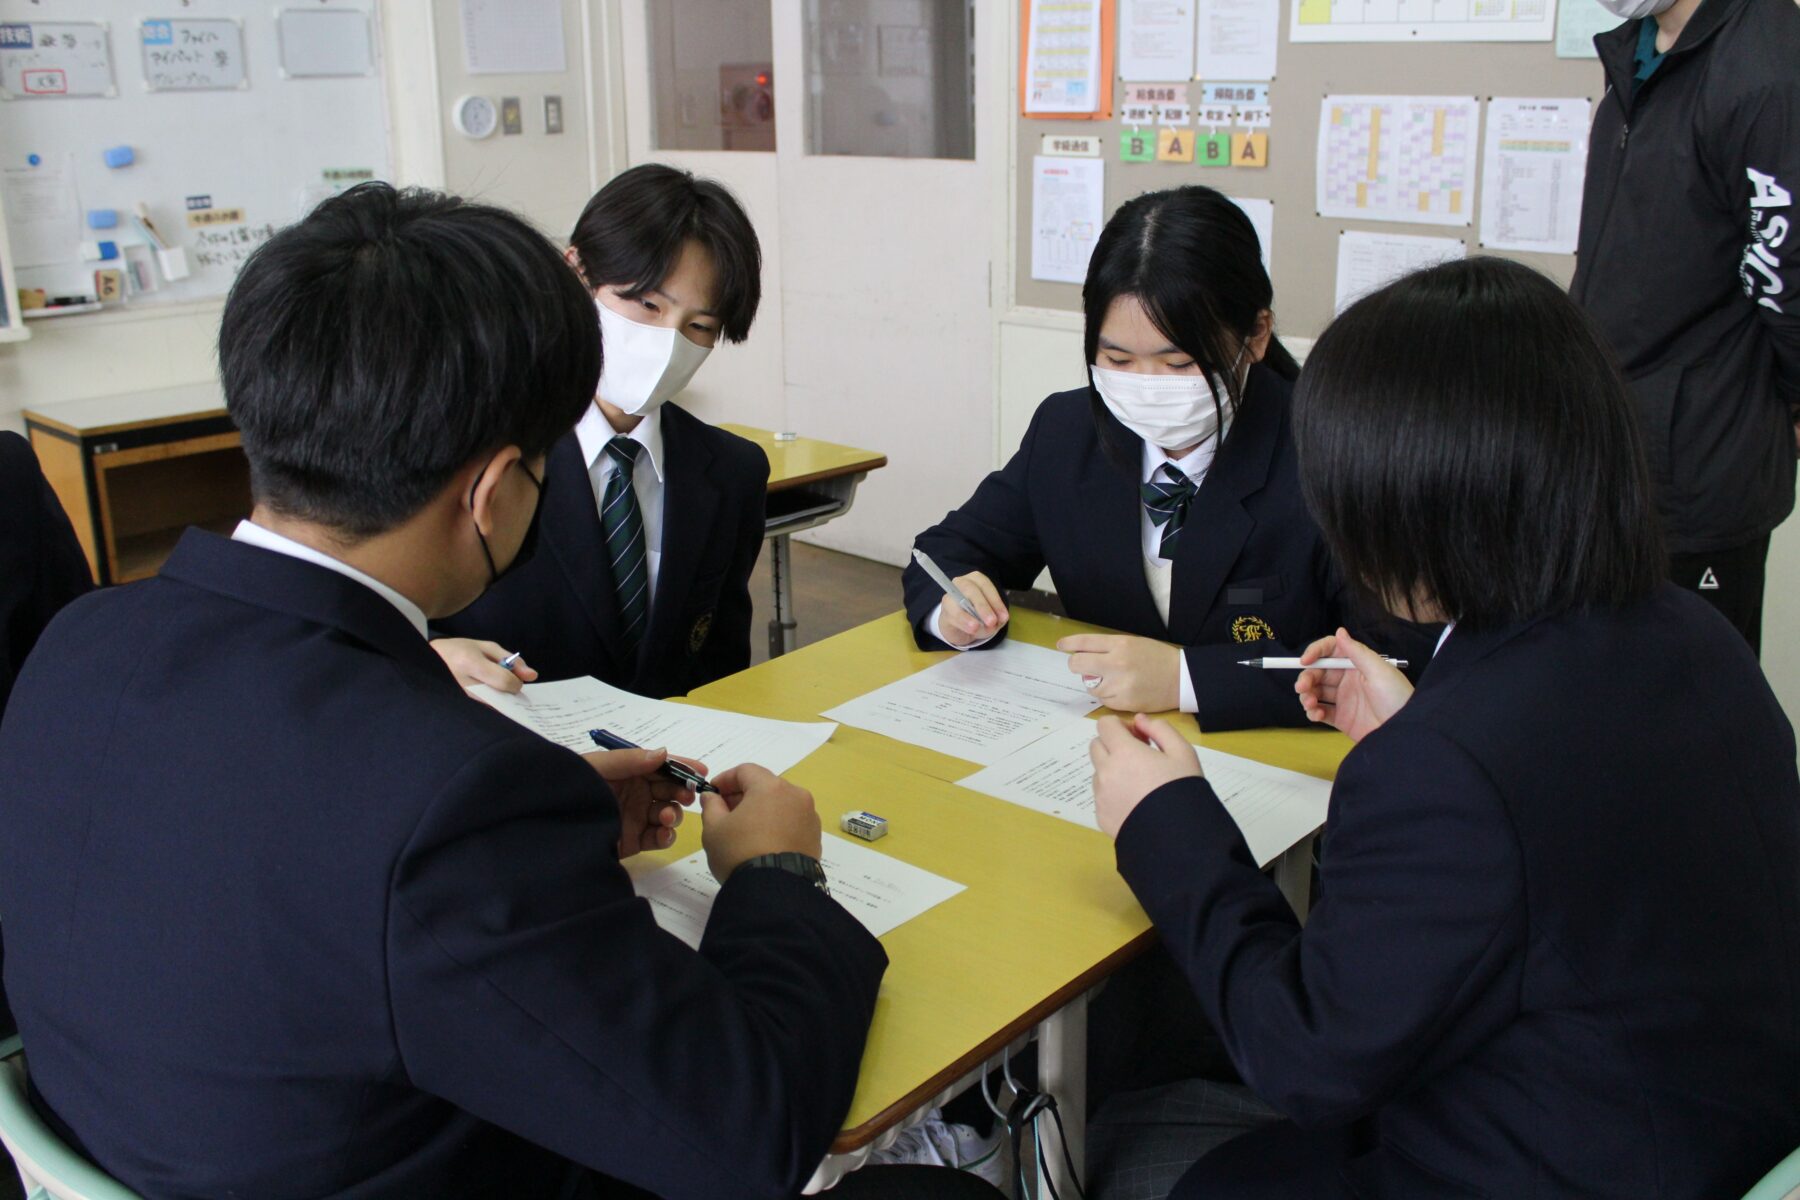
[1293,628,1415,745]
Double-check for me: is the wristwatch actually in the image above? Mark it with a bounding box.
[740,852,830,897]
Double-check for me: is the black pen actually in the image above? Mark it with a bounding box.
[588,728,717,794]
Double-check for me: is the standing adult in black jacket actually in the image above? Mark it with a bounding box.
[435,164,769,700]
[1086,259,1800,1198]
[1570,0,1800,655]
[0,183,998,1200]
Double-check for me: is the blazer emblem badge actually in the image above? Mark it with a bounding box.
[1231,615,1275,643]
[688,612,713,654]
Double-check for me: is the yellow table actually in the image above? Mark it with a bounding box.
[718,424,887,658]
[638,609,1352,1193]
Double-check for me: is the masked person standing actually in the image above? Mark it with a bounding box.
[903,186,1432,731]
[1569,0,1800,656]
[434,164,770,698]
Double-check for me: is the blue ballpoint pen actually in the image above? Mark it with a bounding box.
[588,728,718,794]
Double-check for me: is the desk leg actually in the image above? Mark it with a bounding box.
[767,532,798,658]
[1273,833,1315,922]
[1037,989,1088,1199]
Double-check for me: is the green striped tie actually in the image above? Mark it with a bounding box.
[601,437,649,651]
[1141,463,1198,558]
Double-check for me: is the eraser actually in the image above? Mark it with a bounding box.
[87,209,118,230]
[839,811,888,841]
[78,240,119,262]
[103,145,135,169]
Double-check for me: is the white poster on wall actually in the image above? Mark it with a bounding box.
[1196,0,1279,81]
[1556,0,1621,56]
[1335,230,1466,313]
[1024,0,1105,113]
[460,0,566,75]
[1119,0,1197,82]
[1228,195,1275,273]
[1291,0,1554,42]
[1316,95,1482,226]
[1031,155,1105,285]
[1479,97,1590,254]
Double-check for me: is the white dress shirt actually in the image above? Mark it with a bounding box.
[928,429,1227,714]
[231,520,429,639]
[575,402,666,604]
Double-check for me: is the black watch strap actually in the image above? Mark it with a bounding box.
[740,852,830,897]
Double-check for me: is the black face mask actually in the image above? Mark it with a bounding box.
[473,457,546,587]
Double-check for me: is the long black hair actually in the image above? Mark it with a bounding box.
[1082,186,1298,461]
[568,164,761,343]
[1293,256,1664,630]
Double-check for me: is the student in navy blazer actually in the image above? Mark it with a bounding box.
[435,165,768,699]
[904,187,1430,732]
[0,185,927,1200]
[1086,259,1800,1199]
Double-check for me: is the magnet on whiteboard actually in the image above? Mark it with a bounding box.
[103,145,136,169]
[155,247,192,282]
[79,240,120,262]
[87,209,120,230]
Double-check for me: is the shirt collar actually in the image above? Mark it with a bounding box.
[1140,429,1224,486]
[1434,622,1456,656]
[575,402,665,483]
[230,520,430,639]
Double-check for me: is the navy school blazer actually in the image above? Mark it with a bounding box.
[1116,585,1800,1199]
[438,403,769,699]
[0,531,885,1200]
[903,365,1436,730]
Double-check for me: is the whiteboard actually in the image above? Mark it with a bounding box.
[0,0,389,310]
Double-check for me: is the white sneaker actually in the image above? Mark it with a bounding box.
[869,1108,1008,1190]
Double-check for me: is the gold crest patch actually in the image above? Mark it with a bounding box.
[1231,615,1275,644]
[688,613,713,654]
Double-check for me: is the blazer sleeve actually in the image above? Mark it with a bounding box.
[1113,721,1525,1129]
[387,735,887,1200]
[0,434,94,715]
[903,409,1049,651]
[691,444,769,690]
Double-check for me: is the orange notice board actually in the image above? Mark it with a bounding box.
[1020,0,1116,120]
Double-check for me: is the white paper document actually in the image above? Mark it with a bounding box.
[635,836,966,949]
[1024,0,1105,113]
[472,677,836,777]
[1195,0,1279,82]
[1229,195,1275,273]
[957,721,1333,867]
[460,0,566,75]
[1335,230,1466,313]
[1119,0,1197,81]
[1291,0,1553,42]
[1316,95,1482,226]
[0,161,77,269]
[823,640,1099,766]
[1030,155,1106,284]
[1478,98,1590,254]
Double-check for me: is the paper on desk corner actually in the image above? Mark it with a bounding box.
[470,676,836,777]
[956,721,1332,867]
[822,639,1100,766]
[635,835,966,949]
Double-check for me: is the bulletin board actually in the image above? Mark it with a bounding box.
[1014,0,1607,340]
[0,0,388,312]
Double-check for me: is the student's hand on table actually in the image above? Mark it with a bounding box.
[1295,627,1414,743]
[582,746,702,857]
[430,637,538,693]
[1058,634,1180,713]
[699,763,824,884]
[1091,714,1204,839]
[938,571,1009,646]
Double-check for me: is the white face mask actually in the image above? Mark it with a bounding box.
[1090,350,1247,451]
[1593,0,1675,20]
[594,298,712,416]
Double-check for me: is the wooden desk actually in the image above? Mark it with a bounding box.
[717,424,887,659]
[655,609,1352,1193]
[23,384,245,586]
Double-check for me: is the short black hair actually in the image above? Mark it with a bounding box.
[219,183,598,538]
[1293,256,1664,631]
[568,164,761,343]
[1083,186,1299,462]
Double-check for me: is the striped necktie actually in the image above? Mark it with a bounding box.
[600,436,649,651]
[1141,462,1198,559]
